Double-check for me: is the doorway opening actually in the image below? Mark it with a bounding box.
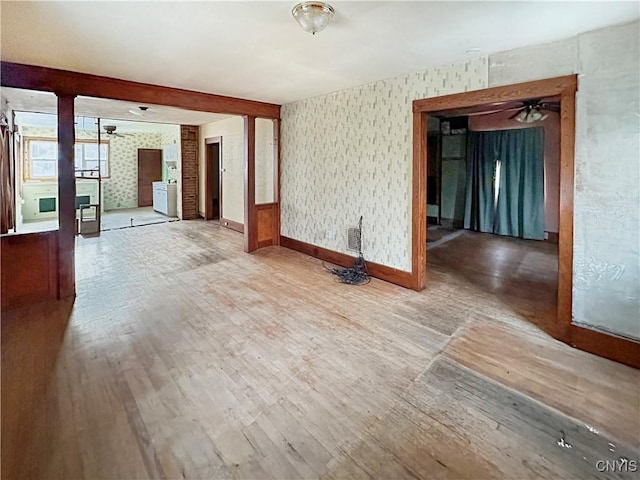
[425,103,560,334]
[411,75,576,344]
[204,136,221,221]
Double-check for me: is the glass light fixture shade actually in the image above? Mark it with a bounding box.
[292,2,335,34]
[514,109,529,123]
[516,106,548,123]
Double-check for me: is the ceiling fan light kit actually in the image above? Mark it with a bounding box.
[515,106,548,123]
[292,2,334,35]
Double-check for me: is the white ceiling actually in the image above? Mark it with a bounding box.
[1,2,638,105]
[3,87,233,126]
[14,110,187,135]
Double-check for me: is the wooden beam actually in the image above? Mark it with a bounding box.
[244,115,257,253]
[57,94,76,299]
[1,61,280,119]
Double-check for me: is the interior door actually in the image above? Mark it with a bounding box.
[137,149,162,207]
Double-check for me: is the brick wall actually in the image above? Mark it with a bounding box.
[180,125,199,220]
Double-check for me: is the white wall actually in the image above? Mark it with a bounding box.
[199,116,245,223]
[281,59,489,271]
[198,116,278,223]
[489,21,640,340]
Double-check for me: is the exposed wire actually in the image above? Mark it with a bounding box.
[323,216,370,286]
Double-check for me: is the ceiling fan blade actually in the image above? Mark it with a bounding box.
[508,109,524,120]
[466,106,521,117]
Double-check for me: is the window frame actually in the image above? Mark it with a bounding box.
[23,137,110,181]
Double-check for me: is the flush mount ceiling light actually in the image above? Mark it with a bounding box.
[292,2,334,35]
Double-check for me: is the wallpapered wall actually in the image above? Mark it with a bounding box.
[280,58,488,271]
[103,133,163,210]
[489,21,639,340]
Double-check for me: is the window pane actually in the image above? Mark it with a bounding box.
[32,160,57,177]
[85,160,99,173]
[84,143,98,160]
[31,141,57,160]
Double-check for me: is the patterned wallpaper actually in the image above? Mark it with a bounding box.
[281,58,488,271]
[103,133,162,210]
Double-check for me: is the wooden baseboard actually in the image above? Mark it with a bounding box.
[280,236,413,289]
[569,324,640,369]
[545,231,559,243]
[220,218,244,234]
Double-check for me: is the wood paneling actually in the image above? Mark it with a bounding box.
[1,61,281,119]
[280,236,413,289]
[1,231,59,310]
[57,94,76,300]
[244,116,257,253]
[256,203,277,248]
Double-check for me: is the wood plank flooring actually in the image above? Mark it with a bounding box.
[2,221,638,479]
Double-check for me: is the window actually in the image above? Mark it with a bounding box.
[75,142,109,177]
[24,138,110,180]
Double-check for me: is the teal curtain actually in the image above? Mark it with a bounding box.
[464,127,545,240]
[494,128,545,239]
[463,131,499,233]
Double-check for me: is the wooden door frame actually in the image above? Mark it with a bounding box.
[411,75,639,368]
[204,136,222,221]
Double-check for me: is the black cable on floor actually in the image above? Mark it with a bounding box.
[323,255,370,286]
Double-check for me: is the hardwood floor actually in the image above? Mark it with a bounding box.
[2,221,638,479]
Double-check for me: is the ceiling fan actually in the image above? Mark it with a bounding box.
[102,125,131,137]
[508,100,560,123]
[464,99,560,123]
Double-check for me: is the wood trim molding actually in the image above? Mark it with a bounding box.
[280,236,413,289]
[244,116,257,253]
[411,110,427,290]
[1,61,280,119]
[413,75,578,113]
[569,325,640,369]
[220,217,244,234]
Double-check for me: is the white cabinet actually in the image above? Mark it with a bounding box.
[152,182,177,217]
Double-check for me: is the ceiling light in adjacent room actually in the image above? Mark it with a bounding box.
[292,2,335,35]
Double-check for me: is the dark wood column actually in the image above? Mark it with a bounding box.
[57,94,76,299]
[244,115,256,253]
